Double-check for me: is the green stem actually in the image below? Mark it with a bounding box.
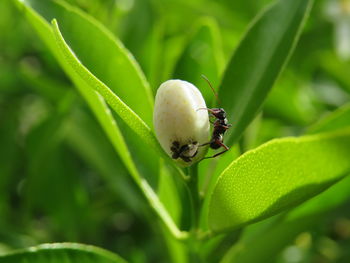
[186,164,204,261]
[188,164,200,230]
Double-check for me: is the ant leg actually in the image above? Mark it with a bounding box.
[203,141,229,159]
[198,140,213,147]
[204,149,228,159]
[196,108,218,117]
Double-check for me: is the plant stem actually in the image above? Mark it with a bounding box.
[187,163,205,261]
[140,179,189,240]
[188,164,200,230]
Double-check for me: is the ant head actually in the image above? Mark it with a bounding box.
[212,108,226,119]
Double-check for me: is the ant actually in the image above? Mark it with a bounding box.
[198,75,231,159]
[170,140,198,162]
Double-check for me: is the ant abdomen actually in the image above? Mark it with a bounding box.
[210,141,221,150]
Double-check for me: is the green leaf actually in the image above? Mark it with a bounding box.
[264,72,316,125]
[286,175,350,221]
[173,17,224,105]
[221,105,350,263]
[15,0,149,174]
[218,0,313,146]
[285,103,350,220]
[48,20,164,163]
[308,103,350,134]
[208,128,350,232]
[65,110,142,214]
[0,243,127,263]
[16,0,186,240]
[50,19,161,157]
[220,215,317,263]
[158,161,182,224]
[319,51,350,94]
[137,23,165,91]
[221,176,350,263]
[18,0,153,126]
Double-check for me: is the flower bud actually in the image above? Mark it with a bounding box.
[153,79,210,166]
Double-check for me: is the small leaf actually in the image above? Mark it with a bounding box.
[18,0,154,126]
[218,0,313,146]
[308,103,350,134]
[264,72,317,125]
[173,17,224,105]
[220,215,317,263]
[286,175,350,221]
[51,19,162,157]
[208,128,350,232]
[65,110,142,213]
[319,51,350,94]
[15,0,148,173]
[0,243,127,263]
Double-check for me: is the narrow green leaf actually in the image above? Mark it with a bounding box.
[308,103,350,134]
[50,19,186,241]
[0,243,127,263]
[15,0,143,174]
[208,128,350,232]
[158,161,182,224]
[50,19,162,157]
[173,17,224,105]
[18,0,154,126]
[264,72,316,125]
[220,216,317,263]
[139,23,165,91]
[219,0,313,146]
[16,0,186,240]
[319,51,350,94]
[65,110,142,213]
[286,175,350,221]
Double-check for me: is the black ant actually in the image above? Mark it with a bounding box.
[171,140,198,162]
[198,75,231,159]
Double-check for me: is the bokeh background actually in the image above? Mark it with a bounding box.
[1,0,350,262]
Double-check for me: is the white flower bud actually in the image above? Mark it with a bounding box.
[153,79,210,166]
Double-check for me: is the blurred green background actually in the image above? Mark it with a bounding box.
[1,0,350,262]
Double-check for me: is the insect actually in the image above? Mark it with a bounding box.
[198,75,231,159]
[170,140,198,162]
[153,79,210,166]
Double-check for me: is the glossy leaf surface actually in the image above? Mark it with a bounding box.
[19,0,153,126]
[51,19,162,157]
[208,128,350,232]
[218,0,313,146]
[0,243,127,263]
[308,103,350,134]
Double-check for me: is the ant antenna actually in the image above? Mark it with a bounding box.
[201,74,220,104]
